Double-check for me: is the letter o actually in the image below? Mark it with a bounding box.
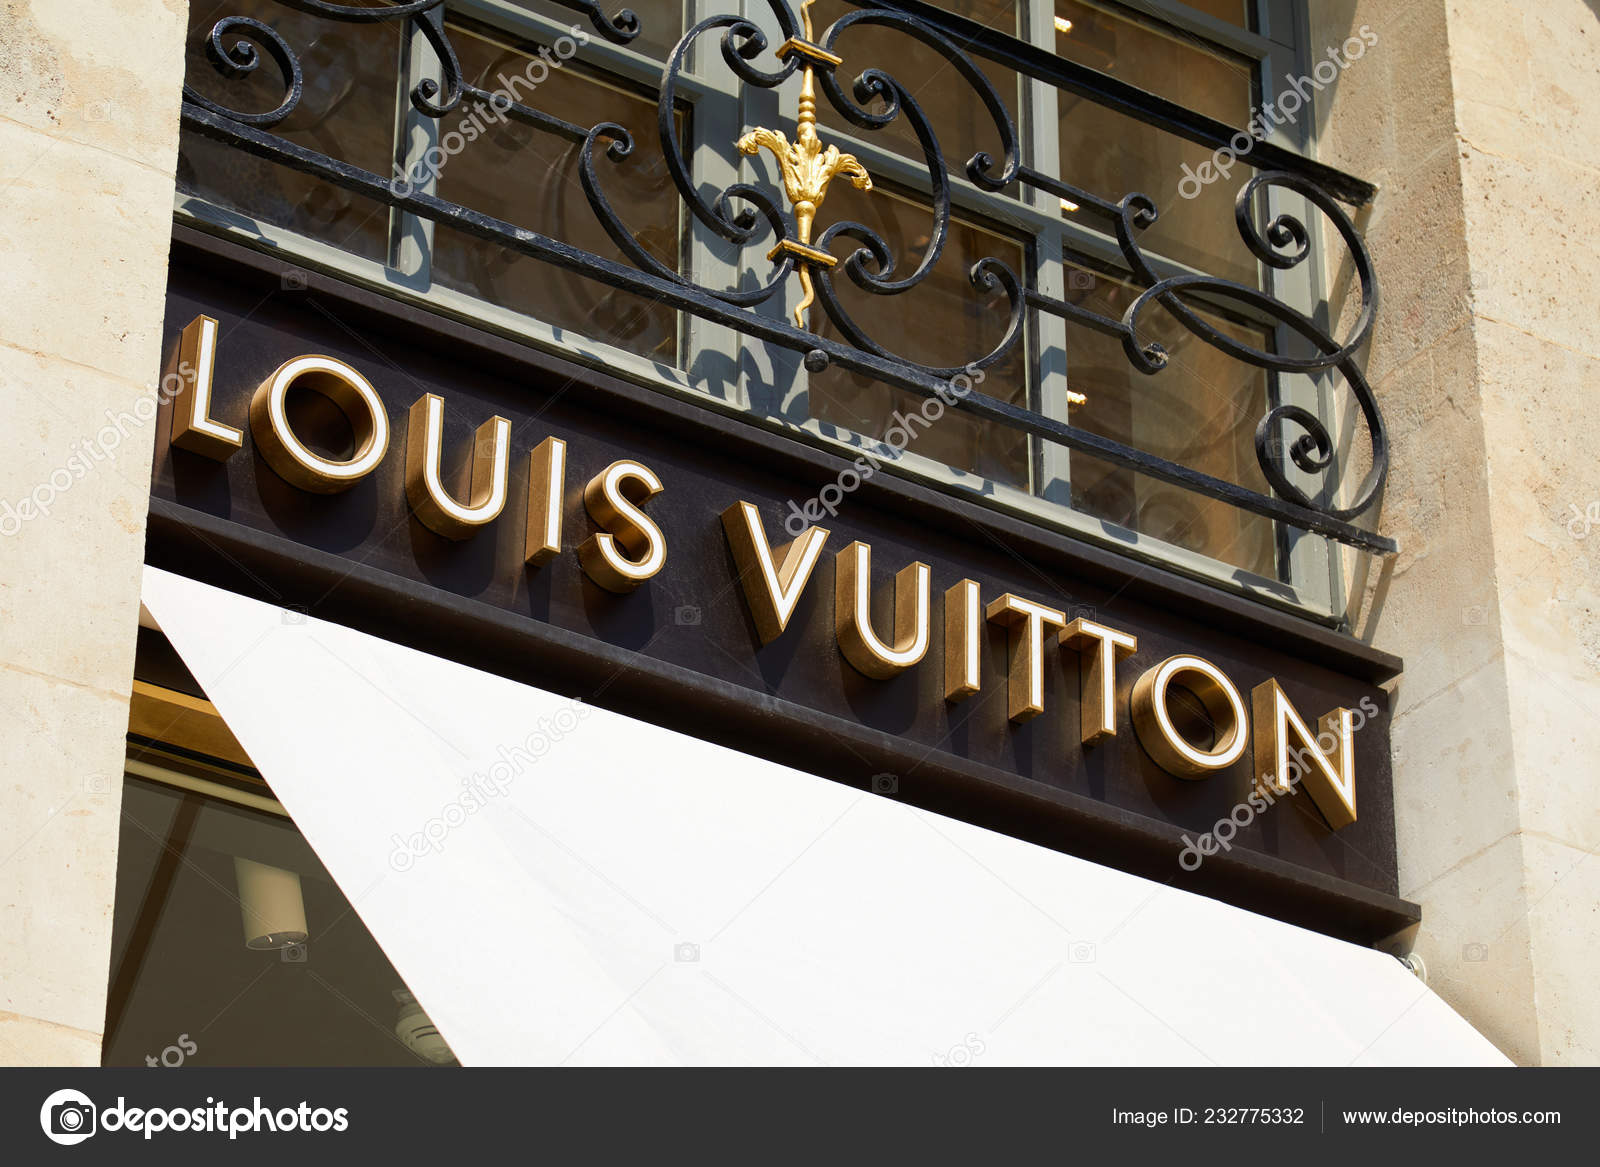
[1344,37,1366,61]
[1130,654,1249,778]
[1314,59,1339,84]
[250,355,390,493]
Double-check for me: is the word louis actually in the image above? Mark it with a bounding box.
[170,317,1361,832]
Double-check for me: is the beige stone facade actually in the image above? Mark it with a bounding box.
[0,0,187,1066]
[1313,0,1600,1066]
[0,0,1592,1065]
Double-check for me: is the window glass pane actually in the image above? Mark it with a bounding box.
[1054,0,1258,283]
[429,21,682,364]
[1176,0,1250,29]
[179,0,401,262]
[811,0,1026,190]
[103,773,458,1067]
[503,0,685,61]
[1060,258,1275,577]
[808,183,1030,490]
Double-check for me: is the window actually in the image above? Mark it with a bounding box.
[107,761,460,1066]
[108,678,460,1066]
[177,1,1355,613]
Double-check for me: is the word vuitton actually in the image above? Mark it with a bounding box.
[168,316,1362,831]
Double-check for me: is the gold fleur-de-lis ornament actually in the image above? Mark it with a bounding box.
[737,0,872,329]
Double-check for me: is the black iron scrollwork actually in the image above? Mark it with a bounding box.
[179,0,1392,555]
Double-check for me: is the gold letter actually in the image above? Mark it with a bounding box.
[578,460,666,592]
[1252,680,1357,829]
[944,579,982,702]
[525,436,567,567]
[720,501,829,643]
[985,594,1065,722]
[249,355,390,493]
[835,541,930,678]
[1130,655,1248,778]
[170,315,242,459]
[404,393,510,539]
[1062,618,1138,745]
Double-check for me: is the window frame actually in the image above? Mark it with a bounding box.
[173,0,1354,622]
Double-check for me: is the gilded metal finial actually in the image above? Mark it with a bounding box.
[737,0,873,329]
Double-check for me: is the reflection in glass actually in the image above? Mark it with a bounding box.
[508,0,686,62]
[811,0,1025,191]
[178,0,400,261]
[1173,0,1250,29]
[808,183,1030,489]
[103,773,457,1067]
[1060,258,1275,577]
[430,21,682,364]
[1055,0,1258,284]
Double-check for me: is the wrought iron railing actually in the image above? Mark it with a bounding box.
[179,0,1393,555]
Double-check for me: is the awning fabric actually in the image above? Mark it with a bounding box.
[140,566,1508,1066]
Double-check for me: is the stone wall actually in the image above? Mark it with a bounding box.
[1313,0,1599,1064]
[0,0,187,1065]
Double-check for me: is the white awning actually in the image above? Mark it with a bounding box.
[140,566,1508,1066]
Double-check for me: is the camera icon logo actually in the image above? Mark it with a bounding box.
[282,606,308,626]
[674,605,702,627]
[1462,942,1489,963]
[1068,941,1097,964]
[674,942,700,963]
[281,942,309,963]
[1461,605,1488,627]
[871,772,898,795]
[40,1088,97,1146]
[281,269,308,292]
[1067,269,1097,292]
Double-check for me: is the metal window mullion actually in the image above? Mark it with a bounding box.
[685,0,757,406]
[1252,0,1336,606]
[1027,0,1072,505]
[390,10,444,288]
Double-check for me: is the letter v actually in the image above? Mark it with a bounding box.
[720,500,830,644]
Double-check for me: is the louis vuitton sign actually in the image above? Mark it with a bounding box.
[148,244,1412,943]
[166,312,1369,835]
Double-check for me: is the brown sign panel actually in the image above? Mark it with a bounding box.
[147,231,1413,944]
